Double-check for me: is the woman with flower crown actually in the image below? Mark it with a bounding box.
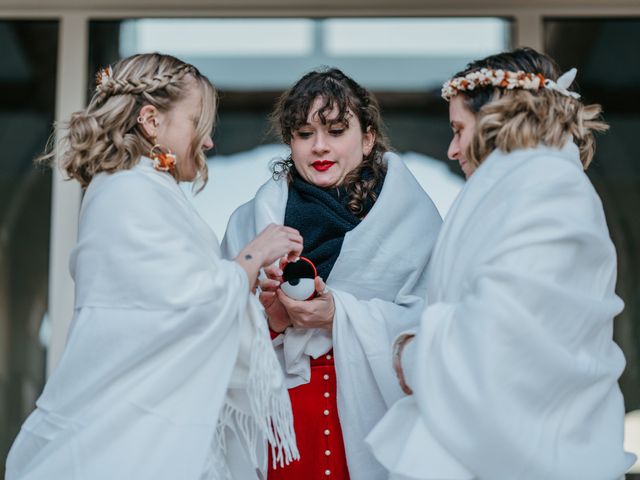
[5,52,301,480]
[222,68,442,480]
[367,47,635,479]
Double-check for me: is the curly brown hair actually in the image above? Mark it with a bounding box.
[38,53,216,190]
[448,47,608,169]
[270,67,391,217]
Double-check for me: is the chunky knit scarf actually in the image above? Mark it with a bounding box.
[284,168,384,280]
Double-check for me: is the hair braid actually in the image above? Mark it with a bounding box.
[95,64,195,103]
[37,53,216,189]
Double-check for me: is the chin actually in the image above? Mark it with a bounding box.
[463,166,476,179]
[314,181,337,189]
[309,173,340,189]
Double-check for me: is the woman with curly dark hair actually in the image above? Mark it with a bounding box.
[223,67,442,480]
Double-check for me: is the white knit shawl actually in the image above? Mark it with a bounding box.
[6,158,297,480]
[222,152,442,480]
[367,142,635,480]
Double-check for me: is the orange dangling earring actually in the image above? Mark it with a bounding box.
[149,140,177,175]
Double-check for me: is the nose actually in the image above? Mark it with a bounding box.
[447,137,459,161]
[311,132,329,155]
[202,135,214,152]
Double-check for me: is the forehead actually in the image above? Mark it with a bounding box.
[448,95,475,124]
[306,96,353,123]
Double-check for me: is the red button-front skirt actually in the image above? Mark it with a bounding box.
[268,349,350,480]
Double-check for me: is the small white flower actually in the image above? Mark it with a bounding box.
[96,65,113,88]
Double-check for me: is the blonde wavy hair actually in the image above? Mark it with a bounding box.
[450,48,608,170]
[39,53,216,189]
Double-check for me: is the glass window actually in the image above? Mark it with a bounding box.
[0,19,58,474]
[546,17,640,474]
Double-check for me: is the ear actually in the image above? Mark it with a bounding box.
[362,126,376,156]
[137,104,160,139]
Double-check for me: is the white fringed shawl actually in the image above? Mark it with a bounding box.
[6,158,297,480]
[222,153,442,480]
[367,142,635,479]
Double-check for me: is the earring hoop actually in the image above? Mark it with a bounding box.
[137,116,144,124]
[149,142,177,175]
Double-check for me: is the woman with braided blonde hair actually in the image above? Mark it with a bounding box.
[367,47,635,479]
[6,53,302,480]
[222,67,442,479]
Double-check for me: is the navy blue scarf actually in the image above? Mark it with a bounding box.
[284,168,384,281]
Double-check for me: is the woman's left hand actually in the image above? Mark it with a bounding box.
[277,276,335,331]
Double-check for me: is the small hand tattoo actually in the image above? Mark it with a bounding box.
[244,254,253,260]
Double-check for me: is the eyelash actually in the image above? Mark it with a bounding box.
[295,127,345,138]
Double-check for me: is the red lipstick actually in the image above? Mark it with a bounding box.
[312,160,334,172]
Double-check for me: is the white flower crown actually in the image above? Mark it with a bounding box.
[441,67,581,101]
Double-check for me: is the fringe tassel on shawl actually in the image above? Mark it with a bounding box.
[203,403,260,480]
[205,301,299,478]
[202,406,232,480]
[247,304,299,469]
